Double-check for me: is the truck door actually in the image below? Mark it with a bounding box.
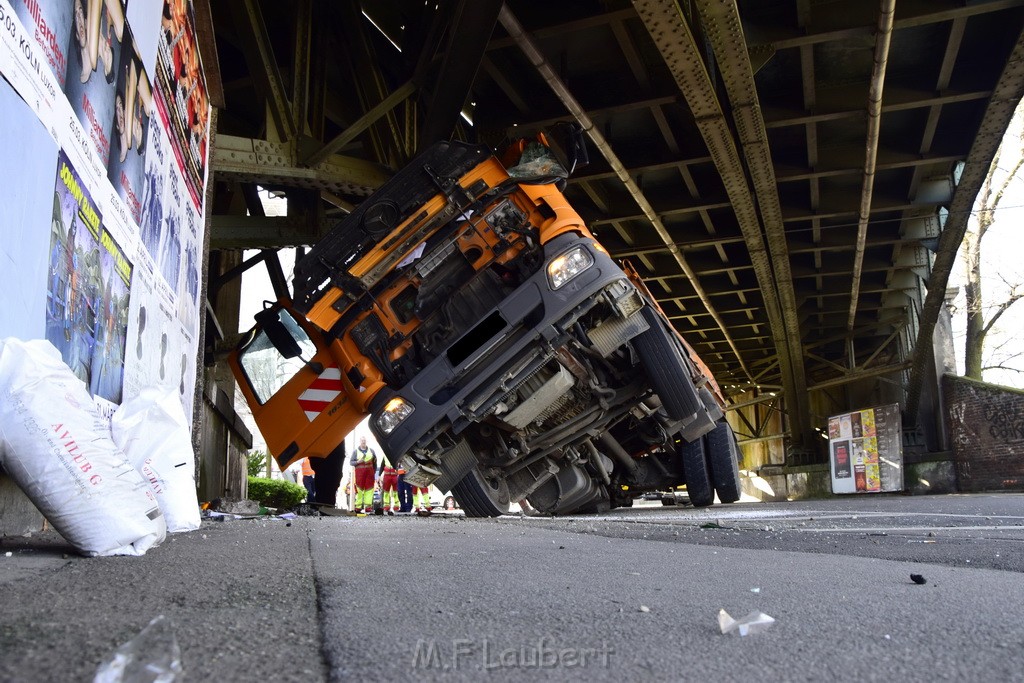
[229,303,364,469]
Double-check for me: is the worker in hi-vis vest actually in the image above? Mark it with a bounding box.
[413,486,431,514]
[301,458,315,501]
[377,458,400,515]
[349,436,377,514]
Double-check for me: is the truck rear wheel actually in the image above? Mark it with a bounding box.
[707,421,742,503]
[633,307,702,420]
[681,437,714,507]
[451,467,510,517]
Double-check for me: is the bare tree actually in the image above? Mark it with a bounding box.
[961,110,1024,380]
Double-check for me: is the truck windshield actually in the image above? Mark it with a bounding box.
[238,311,317,404]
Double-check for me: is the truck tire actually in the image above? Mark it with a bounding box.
[633,307,702,420]
[707,421,742,503]
[681,437,714,507]
[451,467,510,517]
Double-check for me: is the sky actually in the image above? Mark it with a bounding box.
[947,105,1024,390]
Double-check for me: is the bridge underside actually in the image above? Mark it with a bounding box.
[201,0,1024,460]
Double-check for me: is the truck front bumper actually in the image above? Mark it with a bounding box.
[370,236,639,462]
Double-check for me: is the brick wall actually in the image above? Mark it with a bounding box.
[943,374,1024,492]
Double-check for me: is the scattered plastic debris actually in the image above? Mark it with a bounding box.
[94,615,182,682]
[750,587,761,594]
[4,552,11,558]
[718,609,775,636]
[910,574,927,585]
[639,605,651,613]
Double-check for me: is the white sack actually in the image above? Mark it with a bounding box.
[111,387,201,532]
[0,338,166,556]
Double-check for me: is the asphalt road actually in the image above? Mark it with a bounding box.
[2,493,1022,681]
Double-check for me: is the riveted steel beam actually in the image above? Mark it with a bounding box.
[210,215,335,249]
[212,134,389,195]
[291,0,312,136]
[847,0,895,334]
[695,0,812,445]
[633,0,802,439]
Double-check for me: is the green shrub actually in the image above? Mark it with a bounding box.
[247,476,307,509]
[247,450,269,477]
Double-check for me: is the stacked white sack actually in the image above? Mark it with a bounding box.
[0,338,166,556]
[111,387,202,532]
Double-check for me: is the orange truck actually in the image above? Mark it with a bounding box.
[230,138,740,515]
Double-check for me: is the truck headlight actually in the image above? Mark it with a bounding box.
[376,396,414,434]
[547,246,594,289]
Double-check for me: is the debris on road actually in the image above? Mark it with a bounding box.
[910,573,927,585]
[718,609,775,636]
[94,615,182,683]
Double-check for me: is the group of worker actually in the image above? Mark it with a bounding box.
[304,435,431,515]
[352,435,432,514]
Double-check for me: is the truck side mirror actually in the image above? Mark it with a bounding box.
[255,307,303,359]
[566,122,589,171]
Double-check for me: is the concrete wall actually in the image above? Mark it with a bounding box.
[943,374,1024,492]
[0,475,44,537]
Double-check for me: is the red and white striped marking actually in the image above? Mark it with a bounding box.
[298,367,343,422]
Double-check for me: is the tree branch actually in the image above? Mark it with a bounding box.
[982,291,1024,335]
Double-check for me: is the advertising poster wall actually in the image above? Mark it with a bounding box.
[828,403,904,494]
[0,0,209,422]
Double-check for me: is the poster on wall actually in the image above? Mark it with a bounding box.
[154,0,208,211]
[12,0,73,88]
[1,0,210,422]
[106,24,153,225]
[828,403,903,494]
[0,1,66,132]
[46,149,131,410]
[64,0,126,166]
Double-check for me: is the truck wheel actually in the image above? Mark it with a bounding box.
[633,307,702,420]
[707,421,742,503]
[452,467,510,517]
[681,437,714,507]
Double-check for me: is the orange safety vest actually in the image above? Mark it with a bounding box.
[301,458,314,476]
